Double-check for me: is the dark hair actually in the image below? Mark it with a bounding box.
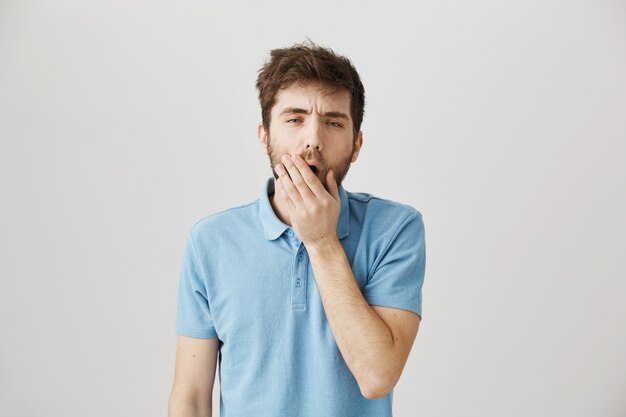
[255,39,365,141]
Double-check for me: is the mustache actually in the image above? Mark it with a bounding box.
[301,151,324,165]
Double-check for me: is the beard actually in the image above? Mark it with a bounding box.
[266,134,354,192]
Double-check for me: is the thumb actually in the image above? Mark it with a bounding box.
[327,169,339,201]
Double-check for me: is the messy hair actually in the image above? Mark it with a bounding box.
[255,39,365,141]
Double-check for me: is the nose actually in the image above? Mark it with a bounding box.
[304,118,323,151]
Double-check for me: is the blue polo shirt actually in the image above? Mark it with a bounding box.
[175,176,426,417]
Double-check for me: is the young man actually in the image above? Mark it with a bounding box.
[168,41,426,417]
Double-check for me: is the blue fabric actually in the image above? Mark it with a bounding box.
[175,176,426,417]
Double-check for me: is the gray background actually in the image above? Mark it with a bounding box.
[1,0,625,416]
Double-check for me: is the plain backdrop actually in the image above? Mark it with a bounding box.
[1,0,625,416]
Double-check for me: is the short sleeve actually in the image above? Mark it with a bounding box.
[174,230,218,338]
[363,211,426,320]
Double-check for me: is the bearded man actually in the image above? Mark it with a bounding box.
[169,40,426,417]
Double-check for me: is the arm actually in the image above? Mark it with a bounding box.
[168,335,219,417]
[307,240,421,400]
[273,155,423,399]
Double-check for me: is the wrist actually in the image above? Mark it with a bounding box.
[306,235,341,256]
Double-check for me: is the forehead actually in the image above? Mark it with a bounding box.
[272,81,351,117]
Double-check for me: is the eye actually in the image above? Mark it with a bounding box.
[286,118,301,123]
[327,121,343,128]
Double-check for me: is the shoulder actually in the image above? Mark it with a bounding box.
[346,189,423,232]
[188,199,261,241]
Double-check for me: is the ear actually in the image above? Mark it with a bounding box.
[258,122,269,154]
[350,130,363,163]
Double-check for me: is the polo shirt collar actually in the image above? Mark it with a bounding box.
[259,176,350,241]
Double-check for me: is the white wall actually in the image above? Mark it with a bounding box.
[1,0,624,416]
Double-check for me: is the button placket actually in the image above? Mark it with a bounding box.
[291,242,308,311]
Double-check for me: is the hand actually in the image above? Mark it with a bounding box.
[275,154,340,248]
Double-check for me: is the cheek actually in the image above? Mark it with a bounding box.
[334,143,355,160]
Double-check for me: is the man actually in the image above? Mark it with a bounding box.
[168,41,426,417]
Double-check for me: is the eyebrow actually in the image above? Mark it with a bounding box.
[279,107,350,121]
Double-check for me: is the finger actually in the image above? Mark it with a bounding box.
[275,161,304,207]
[327,169,340,202]
[289,154,327,199]
[275,177,296,211]
[281,155,315,203]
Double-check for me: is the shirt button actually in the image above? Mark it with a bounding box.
[295,278,302,287]
[297,253,304,261]
[287,230,294,236]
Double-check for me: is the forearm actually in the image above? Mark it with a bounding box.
[306,237,394,396]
